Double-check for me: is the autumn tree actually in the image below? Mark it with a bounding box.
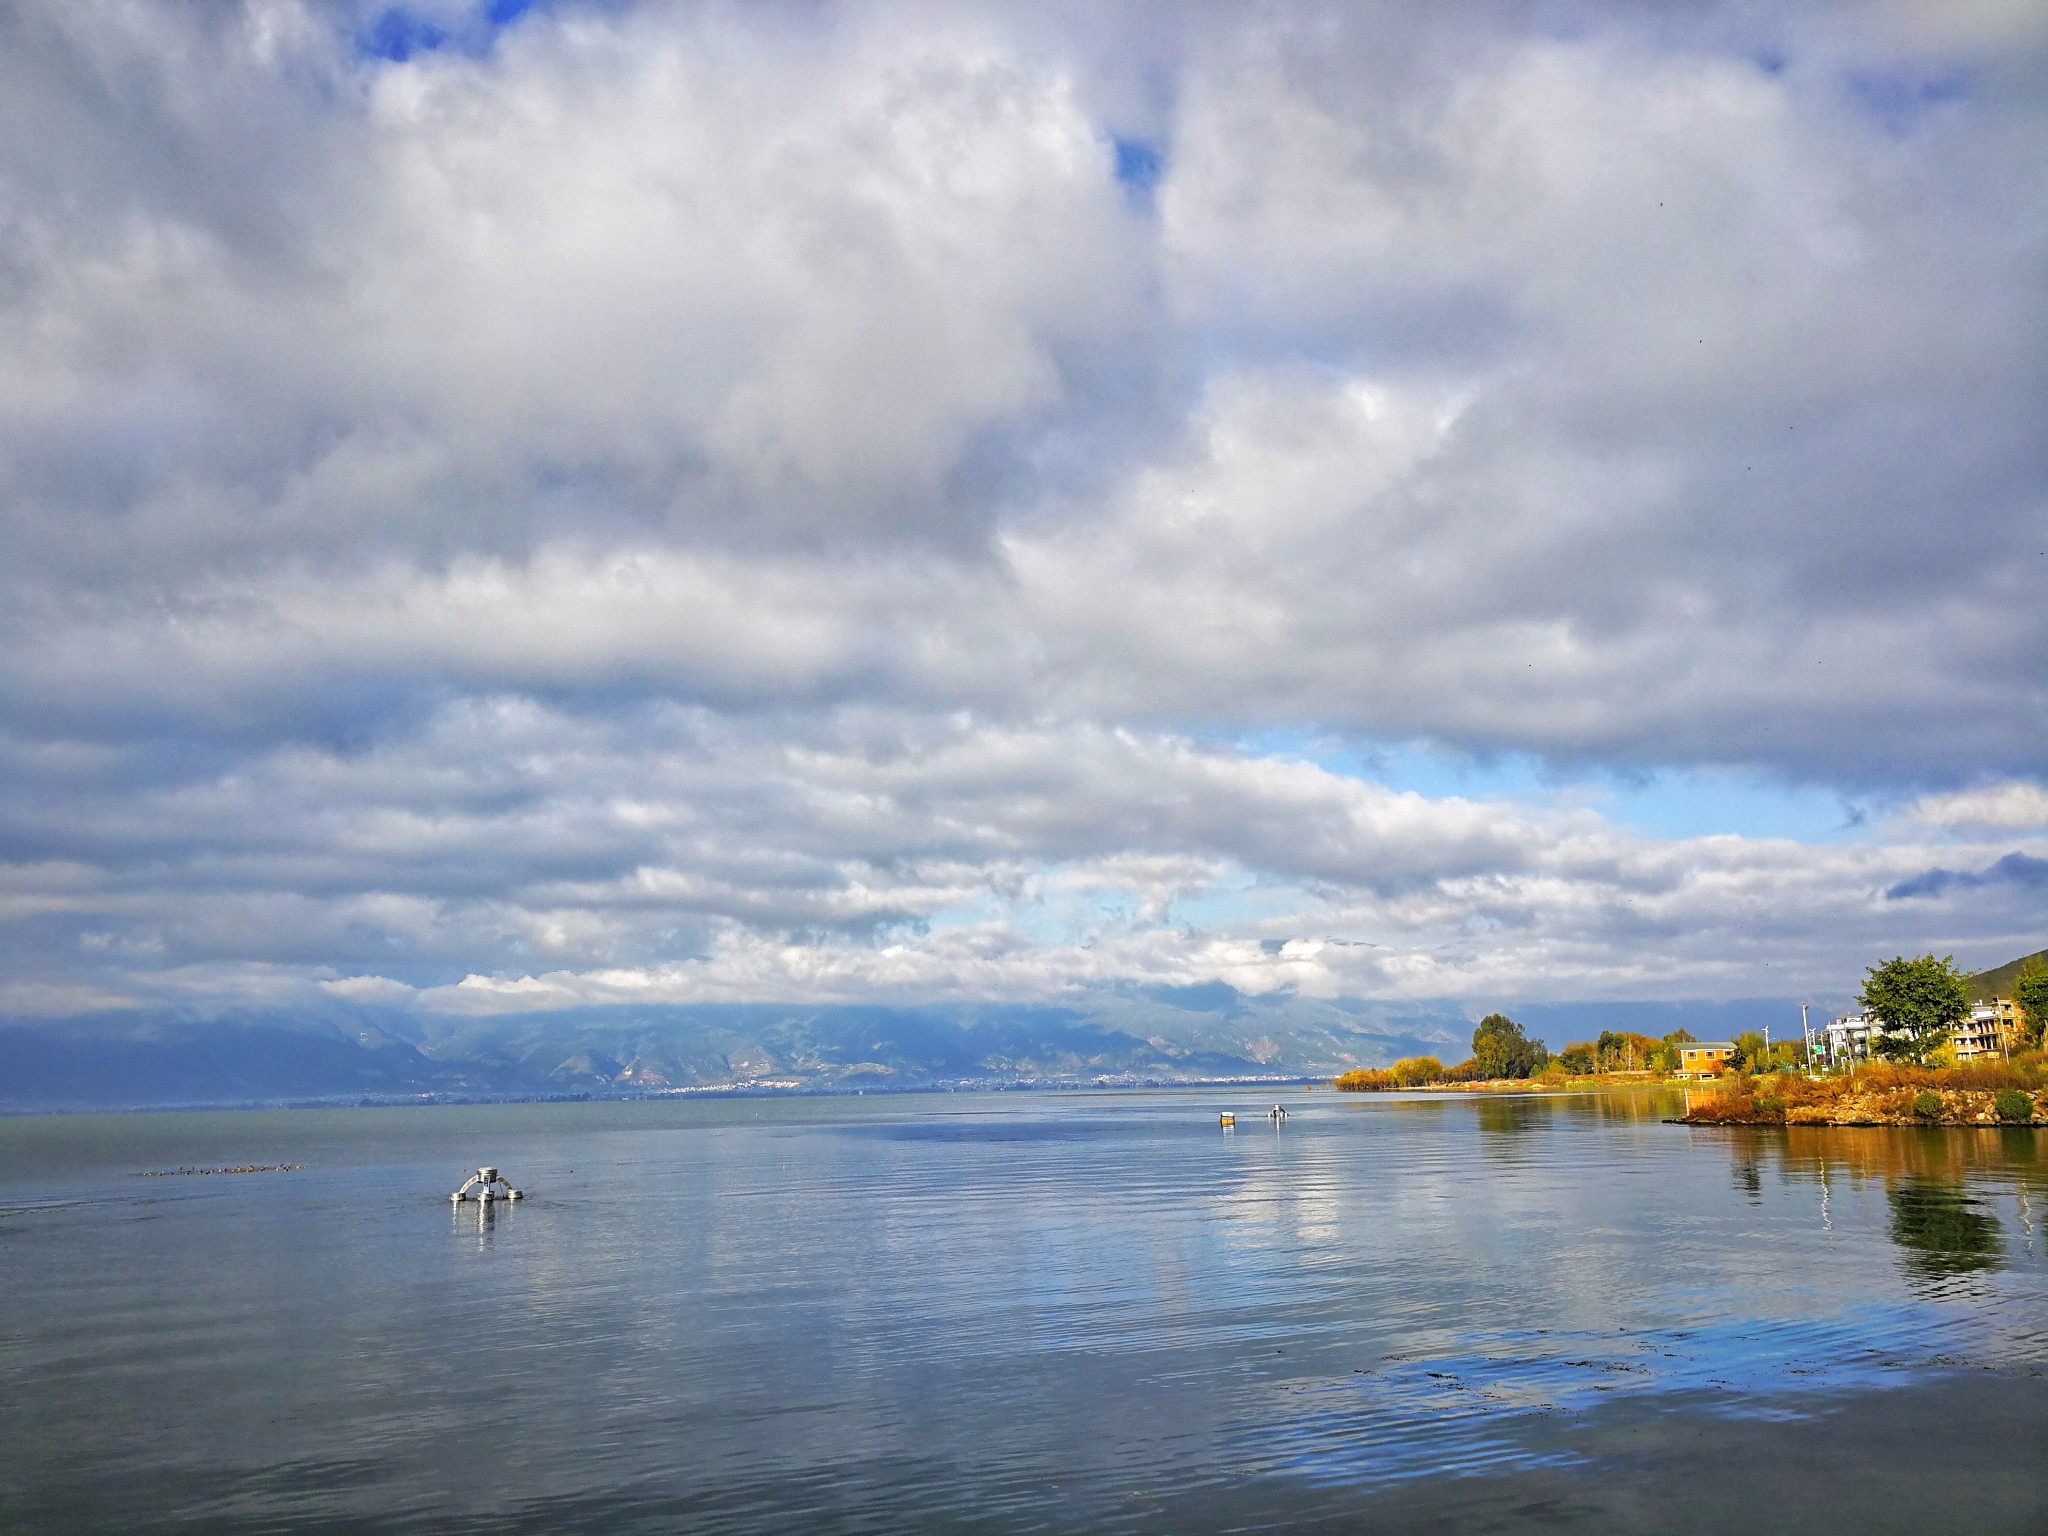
[1390,1055,1448,1087]
[1594,1029,1660,1071]
[1558,1041,1598,1075]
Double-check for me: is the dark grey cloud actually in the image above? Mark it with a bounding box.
[0,0,2042,1019]
[1886,851,2048,900]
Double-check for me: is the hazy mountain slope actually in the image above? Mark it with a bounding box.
[0,992,1478,1111]
[0,1013,475,1113]
[1965,947,2048,1002]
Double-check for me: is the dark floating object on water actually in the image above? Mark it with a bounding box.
[137,1164,300,1177]
[1268,1104,1289,1122]
[450,1166,524,1203]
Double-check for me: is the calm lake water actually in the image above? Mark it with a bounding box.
[3,1087,2045,1533]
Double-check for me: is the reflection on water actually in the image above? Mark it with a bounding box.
[1888,1180,2004,1282]
[1473,1096,1542,1136]
[1,1092,2044,1534]
[454,1192,519,1245]
[1695,1122,2039,1293]
[1767,1123,2045,1184]
[1734,1154,1765,1204]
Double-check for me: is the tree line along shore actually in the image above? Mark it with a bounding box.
[1331,1012,1808,1093]
[1333,952,2048,1127]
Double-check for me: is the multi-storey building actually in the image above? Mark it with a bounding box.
[1951,998,2019,1062]
[1823,1012,1884,1063]
[1824,1000,2018,1064]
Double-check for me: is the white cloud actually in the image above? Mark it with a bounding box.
[317,973,419,1004]
[0,2,2042,1020]
[1902,781,2048,830]
[3,703,2041,1015]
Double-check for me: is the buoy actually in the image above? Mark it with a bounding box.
[1219,1112,1236,1127]
[1268,1104,1288,1121]
[449,1166,527,1203]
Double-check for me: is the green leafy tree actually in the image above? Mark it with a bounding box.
[1558,1041,1597,1075]
[1647,1028,1694,1075]
[1728,1031,1800,1073]
[1860,954,1969,1064]
[1471,1013,1550,1079]
[2015,957,2048,1052]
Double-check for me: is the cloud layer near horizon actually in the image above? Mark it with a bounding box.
[1,0,2042,1020]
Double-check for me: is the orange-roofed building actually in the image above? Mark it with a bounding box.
[1675,1042,1736,1079]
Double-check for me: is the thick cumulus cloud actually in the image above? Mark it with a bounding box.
[0,0,2043,1018]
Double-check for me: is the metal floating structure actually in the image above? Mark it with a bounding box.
[449,1165,524,1203]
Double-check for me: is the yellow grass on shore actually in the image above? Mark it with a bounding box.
[1679,1061,2046,1127]
[1333,1065,1669,1094]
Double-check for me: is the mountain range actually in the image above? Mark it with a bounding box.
[9,952,2033,1113]
[0,989,1477,1112]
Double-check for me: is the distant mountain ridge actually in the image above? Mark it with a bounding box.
[1,986,1893,1113]
[0,991,1474,1112]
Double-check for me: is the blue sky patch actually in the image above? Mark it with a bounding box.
[1848,68,1969,135]
[360,2,541,63]
[1224,730,1869,844]
[1113,137,1164,202]
[361,9,448,63]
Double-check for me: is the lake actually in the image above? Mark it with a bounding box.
[3,1087,2045,1533]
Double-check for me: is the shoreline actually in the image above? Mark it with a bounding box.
[1675,1067,2045,1128]
[1337,1073,1677,1095]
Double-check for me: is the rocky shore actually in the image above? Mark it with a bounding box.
[1678,1065,2045,1127]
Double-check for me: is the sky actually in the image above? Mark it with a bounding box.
[0,0,2043,1028]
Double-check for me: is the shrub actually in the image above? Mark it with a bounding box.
[1754,1095,1786,1119]
[1912,1091,1943,1120]
[1333,1068,1394,1092]
[1337,1056,1463,1091]
[1389,1055,1448,1088]
[1993,1089,2035,1124]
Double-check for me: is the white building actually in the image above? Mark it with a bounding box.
[1951,999,2019,1063]
[1823,1012,1885,1063]
[1824,1000,2017,1064]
